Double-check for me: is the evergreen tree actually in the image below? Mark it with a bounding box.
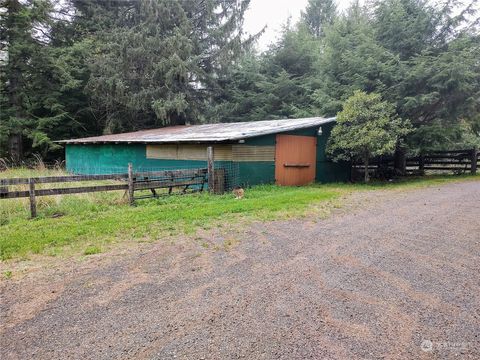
[211,22,321,122]
[86,0,254,132]
[207,52,271,122]
[312,0,479,152]
[301,0,336,38]
[0,0,75,160]
[373,0,436,60]
[85,0,194,132]
[373,0,480,151]
[0,0,255,158]
[1,0,479,161]
[312,2,400,116]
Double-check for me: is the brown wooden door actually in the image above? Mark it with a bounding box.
[275,134,317,186]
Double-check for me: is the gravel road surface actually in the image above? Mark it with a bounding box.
[1,181,479,359]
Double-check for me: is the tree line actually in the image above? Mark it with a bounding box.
[1,0,479,163]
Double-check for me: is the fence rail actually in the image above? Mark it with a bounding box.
[0,173,129,186]
[352,147,478,180]
[0,164,212,218]
[409,148,478,175]
[0,184,129,200]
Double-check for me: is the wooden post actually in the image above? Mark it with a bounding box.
[127,163,134,205]
[364,157,370,183]
[28,178,37,218]
[207,146,214,193]
[213,168,225,194]
[471,147,478,175]
[394,147,406,176]
[350,160,355,182]
[419,154,425,175]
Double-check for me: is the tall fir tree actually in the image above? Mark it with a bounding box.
[311,0,480,152]
[373,0,480,151]
[210,21,321,122]
[0,0,255,159]
[301,0,337,38]
[311,1,401,116]
[85,0,255,132]
[0,0,74,160]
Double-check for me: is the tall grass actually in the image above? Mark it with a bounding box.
[0,166,127,225]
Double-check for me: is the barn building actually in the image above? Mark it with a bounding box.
[60,117,350,187]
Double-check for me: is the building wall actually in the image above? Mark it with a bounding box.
[315,123,351,183]
[65,144,207,174]
[65,124,350,185]
[238,124,350,184]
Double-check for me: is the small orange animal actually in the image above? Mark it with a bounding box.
[232,186,244,200]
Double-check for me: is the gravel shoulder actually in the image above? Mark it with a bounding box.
[1,180,479,359]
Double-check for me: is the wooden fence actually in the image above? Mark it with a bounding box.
[0,165,210,218]
[0,147,231,218]
[352,148,478,180]
[411,149,478,174]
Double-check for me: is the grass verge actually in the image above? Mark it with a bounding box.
[0,169,478,261]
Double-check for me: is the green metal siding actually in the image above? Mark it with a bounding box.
[315,122,350,182]
[65,144,207,174]
[283,128,318,137]
[239,134,275,185]
[237,161,275,187]
[243,134,275,146]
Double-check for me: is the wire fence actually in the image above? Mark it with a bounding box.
[64,158,241,192]
[211,161,241,192]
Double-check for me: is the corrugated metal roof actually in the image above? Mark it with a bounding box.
[59,117,335,144]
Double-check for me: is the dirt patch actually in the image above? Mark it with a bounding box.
[1,180,479,359]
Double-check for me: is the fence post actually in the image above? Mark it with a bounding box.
[207,146,214,193]
[28,178,37,218]
[128,163,134,205]
[472,147,478,175]
[394,147,407,176]
[419,154,425,175]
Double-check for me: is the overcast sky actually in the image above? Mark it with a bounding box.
[243,0,362,51]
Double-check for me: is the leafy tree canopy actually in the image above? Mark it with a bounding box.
[326,91,411,181]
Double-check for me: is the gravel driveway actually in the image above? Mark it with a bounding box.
[1,181,479,359]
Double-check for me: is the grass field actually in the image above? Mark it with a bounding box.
[1,167,478,261]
